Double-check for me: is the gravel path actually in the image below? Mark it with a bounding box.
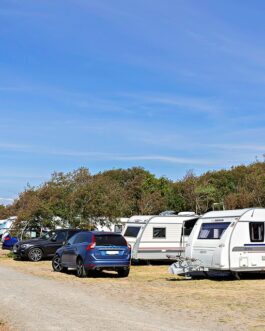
[0,265,191,331]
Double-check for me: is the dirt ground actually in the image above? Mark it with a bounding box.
[0,249,265,331]
[0,320,10,331]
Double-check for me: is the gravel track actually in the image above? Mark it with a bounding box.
[0,265,191,331]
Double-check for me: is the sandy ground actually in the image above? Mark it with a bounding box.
[0,249,265,331]
[0,322,9,331]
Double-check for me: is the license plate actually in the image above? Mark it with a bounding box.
[106,251,119,255]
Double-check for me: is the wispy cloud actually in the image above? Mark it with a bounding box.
[0,143,212,166]
[208,143,265,153]
[0,197,14,202]
[0,81,223,117]
[123,93,222,115]
[0,143,31,151]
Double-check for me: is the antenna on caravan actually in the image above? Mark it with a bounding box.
[212,202,225,211]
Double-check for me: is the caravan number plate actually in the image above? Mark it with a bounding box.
[106,251,119,255]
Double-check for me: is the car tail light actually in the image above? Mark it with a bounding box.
[86,234,96,250]
[4,236,10,241]
[126,240,131,250]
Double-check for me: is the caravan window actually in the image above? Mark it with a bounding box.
[124,226,141,237]
[198,222,230,240]
[249,222,264,242]
[153,227,166,238]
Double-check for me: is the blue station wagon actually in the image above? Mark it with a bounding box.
[52,231,131,277]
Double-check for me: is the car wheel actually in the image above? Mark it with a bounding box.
[76,258,87,278]
[52,255,66,272]
[28,248,43,262]
[117,267,130,278]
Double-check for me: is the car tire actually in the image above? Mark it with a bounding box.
[52,254,67,272]
[28,247,43,262]
[117,267,130,278]
[76,258,87,278]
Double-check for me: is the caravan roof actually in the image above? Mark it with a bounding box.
[148,214,199,224]
[201,209,251,219]
[127,215,154,223]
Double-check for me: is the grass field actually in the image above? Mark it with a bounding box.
[0,249,265,330]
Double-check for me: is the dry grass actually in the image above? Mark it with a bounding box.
[1,249,265,331]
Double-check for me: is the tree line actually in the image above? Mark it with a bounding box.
[1,161,265,230]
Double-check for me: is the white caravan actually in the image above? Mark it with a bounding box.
[123,212,199,260]
[169,208,265,277]
[122,215,155,250]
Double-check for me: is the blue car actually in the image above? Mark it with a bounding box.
[2,234,18,250]
[52,231,131,277]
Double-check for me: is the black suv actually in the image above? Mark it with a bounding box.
[13,229,81,262]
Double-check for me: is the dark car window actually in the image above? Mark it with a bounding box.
[73,232,90,244]
[40,231,57,240]
[95,234,127,246]
[67,230,80,239]
[66,233,78,245]
[54,231,67,242]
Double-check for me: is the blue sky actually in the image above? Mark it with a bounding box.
[1,0,265,203]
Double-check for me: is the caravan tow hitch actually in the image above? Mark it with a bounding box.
[167,255,204,279]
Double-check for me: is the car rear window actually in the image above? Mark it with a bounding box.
[124,226,141,237]
[95,234,127,246]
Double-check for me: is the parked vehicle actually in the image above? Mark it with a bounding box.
[2,233,18,250]
[13,229,81,262]
[123,212,199,261]
[52,231,131,277]
[0,217,17,240]
[169,208,265,278]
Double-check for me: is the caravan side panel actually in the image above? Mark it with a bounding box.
[134,222,184,260]
[230,221,265,271]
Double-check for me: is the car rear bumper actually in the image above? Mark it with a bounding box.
[84,260,130,270]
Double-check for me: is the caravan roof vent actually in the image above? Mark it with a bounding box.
[178,212,196,216]
[159,210,177,216]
